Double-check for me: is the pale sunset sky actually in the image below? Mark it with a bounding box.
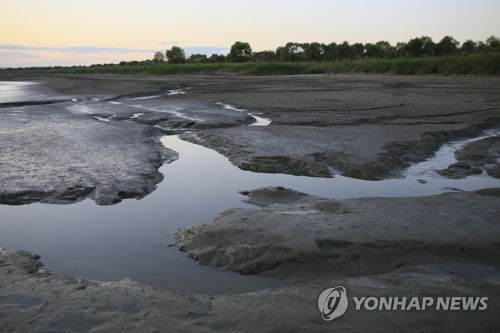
[1,0,499,67]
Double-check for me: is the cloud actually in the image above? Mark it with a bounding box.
[0,44,154,54]
[184,46,228,56]
[0,50,40,60]
[157,44,228,55]
[0,44,156,67]
[0,44,228,67]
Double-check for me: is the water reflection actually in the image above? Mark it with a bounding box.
[1,134,499,294]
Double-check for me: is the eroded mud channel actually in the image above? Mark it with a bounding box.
[1,75,500,331]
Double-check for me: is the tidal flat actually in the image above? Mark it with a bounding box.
[1,74,499,332]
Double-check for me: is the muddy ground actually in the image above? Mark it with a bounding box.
[12,74,500,179]
[2,74,499,182]
[174,187,500,277]
[1,247,499,332]
[1,74,500,331]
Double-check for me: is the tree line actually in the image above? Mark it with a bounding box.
[150,36,500,64]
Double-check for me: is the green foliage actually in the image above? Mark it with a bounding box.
[166,46,186,64]
[207,54,226,63]
[251,50,277,62]
[303,43,324,61]
[4,35,500,76]
[405,36,436,57]
[461,40,477,55]
[228,41,252,62]
[188,54,208,63]
[486,36,500,52]
[153,51,165,62]
[435,36,459,56]
[4,53,499,76]
[277,43,305,62]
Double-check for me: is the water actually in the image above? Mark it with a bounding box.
[216,102,272,126]
[1,81,499,294]
[0,137,286,294]
[0,81,64,104]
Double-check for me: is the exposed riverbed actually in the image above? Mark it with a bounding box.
[1,129,499,293]
[1,75,500,332]
[1,80,500,293]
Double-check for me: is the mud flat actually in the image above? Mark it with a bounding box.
[1,248,499,332]
[0,102,177,205]
[174,187,500,277]
[439,136,500,179]
[15,73,499,180]
[1,74,500,331]
[0,80,253,205]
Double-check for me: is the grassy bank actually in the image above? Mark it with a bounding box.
[2,53,499,76]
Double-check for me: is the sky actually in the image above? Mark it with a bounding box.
[1,0,499,67]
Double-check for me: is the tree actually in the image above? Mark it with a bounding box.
[435,36,459,56]
[251,50,277,62]
[276,42,305,62]
[337,41,352,60]
[290,43,306,61]
[405,36,435,57]
[406,37,425,57]
[323,43,338,61]
[153,51,165,62]
[486,35,500,52]
[188,54,208,63]
[475,41,489,53]
[375,41,396,58]
[303,43,325,61]
[395,42,407,57]
[207,54,226,63]
[461,40,477,54]
[365,43,383,58]
[228,41,252,62]
[166,46,186,64]
[351,43,365,59]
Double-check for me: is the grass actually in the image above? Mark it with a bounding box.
[2,53,499,76]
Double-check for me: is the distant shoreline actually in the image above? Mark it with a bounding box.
[2,53,499,76]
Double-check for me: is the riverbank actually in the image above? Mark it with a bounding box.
[2,53,499,76]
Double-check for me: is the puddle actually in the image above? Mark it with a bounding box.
[407,129,500,177]
[95,115,115,122]
[124,89,186,101]
[130,104,206,122]
[217,102,272,126]
[130,112,145,119]
[168,89,187,96]
[128,95,163,101]
[0,81,40,103]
